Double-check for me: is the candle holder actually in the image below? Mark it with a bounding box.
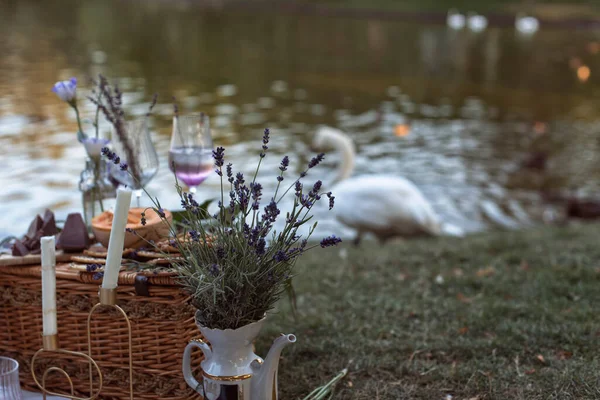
[30,334,103,399]
[87,286,134,399]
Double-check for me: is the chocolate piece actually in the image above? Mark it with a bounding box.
[41,209,58,236]
[56,213,90,252]
[25,215,43,240]
[12,240,30,256]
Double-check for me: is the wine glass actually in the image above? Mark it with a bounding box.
[168,113,213,194]
[109,118,159,206]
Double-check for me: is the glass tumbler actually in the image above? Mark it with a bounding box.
[0,356,22,400]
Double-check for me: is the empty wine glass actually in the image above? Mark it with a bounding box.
[0,356,21,400]
[110,118,159,206]
[169,113,213,194]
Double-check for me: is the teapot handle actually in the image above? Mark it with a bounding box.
[183,339,211,395]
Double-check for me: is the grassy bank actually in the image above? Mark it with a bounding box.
[302,0,600,16]
[258,223,600,399]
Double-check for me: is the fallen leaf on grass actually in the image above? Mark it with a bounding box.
[476,266,495,277]
[525,368,536,375]
[347,381,353,387]
[535,354,546,364]
[557,350,573,360]
[458,326,469,335]
[456,293,472,303]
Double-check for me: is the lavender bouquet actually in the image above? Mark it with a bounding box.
[103,128,341,330]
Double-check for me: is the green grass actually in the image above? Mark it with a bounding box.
[257,223,600,399]
[301,0,600,14]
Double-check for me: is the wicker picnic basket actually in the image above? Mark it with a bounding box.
[0,262,204,399]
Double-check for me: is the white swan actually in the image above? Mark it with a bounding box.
[467,12,488,32]
[312,126,460,244]
[515,13,539,34]
[447,9,466,30]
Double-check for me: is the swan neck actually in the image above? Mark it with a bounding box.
[331,134,356,184]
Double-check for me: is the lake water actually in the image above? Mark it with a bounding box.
[2,0,600,238]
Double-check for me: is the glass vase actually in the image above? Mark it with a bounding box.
[79,157,117,228]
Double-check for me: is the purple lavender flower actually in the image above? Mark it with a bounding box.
[216,247,226,259]
[140,212,147,226]
[102,147,116,161]
[262,199,280,224]
[250,182,263,203]
[294,181,303,197]
[279,156,289,171]
[93,271,104,280]
[277,176,284,182]
[327,192,335,210]
[86,264,100,272]
[189,230,200,242]
[255,238,266,255]
[308,153,325,169]
[260,128,270,158]
[120,162,128,171]
[320,235,342,248]
[157,208,165,218]
[113,156,120,165]
[51,78,77,104]
[209,263,220,276]
[309,180,322,198]
[213,147,225,168]
[274,250,288,262]
[226,163,233,183]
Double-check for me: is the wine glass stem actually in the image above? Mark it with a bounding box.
[135,189,143,207]
[189,186,197,195]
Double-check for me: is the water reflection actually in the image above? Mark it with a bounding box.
[2,0,600,236]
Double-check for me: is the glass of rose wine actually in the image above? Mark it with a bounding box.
[169,113,213,194]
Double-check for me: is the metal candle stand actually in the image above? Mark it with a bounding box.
[31,286,134,399]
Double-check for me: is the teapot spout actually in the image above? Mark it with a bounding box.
[251,334,296,400]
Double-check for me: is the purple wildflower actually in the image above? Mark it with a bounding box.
[260,128,270,158]
[327,192,335,210]
[308,153,325,169]
[93,271,104,280]
[279,156,289,171]
[51,78,77,104]
[120,162,128,171]
[140,212,146,226]
[309,180,322,198]
[226,163,233,183]
[255,238,266,255]
[189,230,200,242]
[262,199,280,224]
[213,147,225,168]
[157,208,165,218]
[295,181,303,197]
[86,264,100,272]
[277,176,284,182]
[320,235,342,248]
[274,251,288,262]
[216,247,226,259]
[209,263,220,276]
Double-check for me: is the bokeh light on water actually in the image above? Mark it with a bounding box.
[2,0,600,237]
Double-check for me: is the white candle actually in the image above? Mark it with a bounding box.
[41,236,57,336]
[102,188,132,289]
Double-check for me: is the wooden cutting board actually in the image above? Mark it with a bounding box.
[0,252,74,267]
